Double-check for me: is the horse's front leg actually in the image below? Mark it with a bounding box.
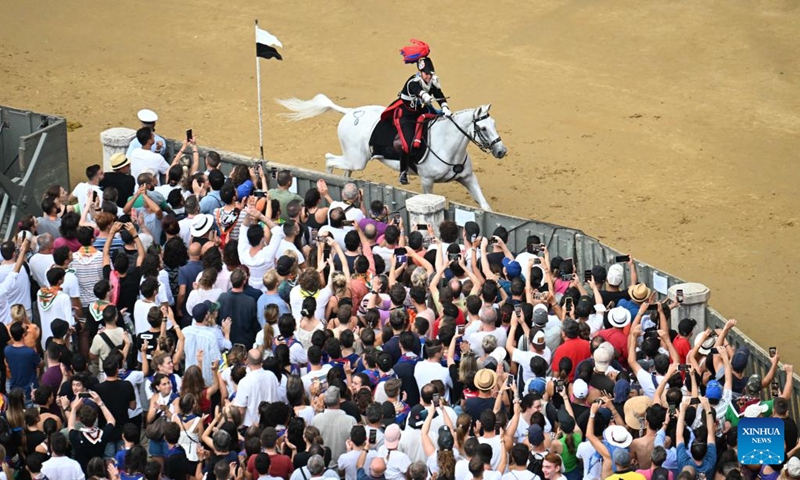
[420,176,435,194]
[458,173,492,211]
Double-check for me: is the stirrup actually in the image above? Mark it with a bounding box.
[399,171,409,185]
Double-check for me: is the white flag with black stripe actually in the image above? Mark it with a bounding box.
[256,26,283,60]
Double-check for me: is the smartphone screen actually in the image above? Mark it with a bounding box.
[186,129,193,142]
[457,325,465,335]
[432,393,440,407]
[770,347,777,358]
[584,270,592,282]
[417,224,428,231]
[394,247,407,256]
[79,392,91,399]
[561,258,574,274]
[564,297,573,310]
[514,304,522,315]
[270,167,278,179]
[676,289,684,303]
[342,220,355,227]
[615,254,630,263]
[369,429,377,444]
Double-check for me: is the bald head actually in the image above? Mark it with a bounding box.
[200,242,216,256]
[188,242,202,259]
[363,223,377,240]
[369,457,386,477]
[247,349,262,367]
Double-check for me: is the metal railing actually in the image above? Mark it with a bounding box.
[164,139,800,416]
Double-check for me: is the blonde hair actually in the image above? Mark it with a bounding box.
[330,272,348,298]
[10,305,27,324]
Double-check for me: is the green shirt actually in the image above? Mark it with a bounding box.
[724,398,773,427]
[268,188,303,221]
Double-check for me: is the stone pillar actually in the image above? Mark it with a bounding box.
[668,282,711,331]
[405,194,447,238]
[100,128,136,171]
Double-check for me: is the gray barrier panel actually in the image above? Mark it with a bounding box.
[165,137,800,419]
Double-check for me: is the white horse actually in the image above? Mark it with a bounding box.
[276,94,507,211]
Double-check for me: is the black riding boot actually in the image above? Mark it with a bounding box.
[399,152,409,185]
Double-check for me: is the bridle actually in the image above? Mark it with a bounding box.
[447,110,502,154]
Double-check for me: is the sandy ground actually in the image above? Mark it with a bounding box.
[2,1,799,363]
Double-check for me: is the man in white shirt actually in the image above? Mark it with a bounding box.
[507,315,552,383]
[275,220,305,266]
[29,234,55,288]
[234,349,279,426]
[41,432,84,480]
[328,183,366,228]
[414,340,452,401]
[377,424,411,480]
[338,426,376,480]
[0,240,32,319]
[126,108,167,158]
[70,164,104,214]
[37,268,74,349]
[301,346,332,398]
[467,305,507,357]
[130,127,171,186]
[312,387,357,465]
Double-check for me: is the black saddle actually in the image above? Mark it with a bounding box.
[369,117,435,167]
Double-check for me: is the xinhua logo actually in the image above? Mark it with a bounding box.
[738,418,784,465]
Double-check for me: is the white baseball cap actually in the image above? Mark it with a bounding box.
[607,264,624,286]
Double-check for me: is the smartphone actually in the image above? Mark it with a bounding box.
[678,364,689,372]
[560,273,573,281]
[92,190,98,202]
[710,347,719,354]
[186,129,193,142]
[514,304,522,316]
[432,393,440,407]
[668,404,676,416]
[417,224,428,231]
[676,289,684,303]
[253,190,266,198]
[79,392,91,399]
[647,303,659,312]
[392,214,401,225]
[448,253,460,262]
[770,347,777,358]
[533,258,541,265]
[528,243,544,254]
[457,324,465,335]
[555,380,564,393]
[316,236,328,243]
[319,379,328,391]
[584,270,592,282]
[564,297,573,311]
[342,220,355,227]
[270,167,278,179]
[369,429,377,444]
[506,376,514,387]
[615,255,630,263]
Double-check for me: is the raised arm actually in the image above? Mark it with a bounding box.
[103,223,121,268]
[781,365,794,400]
[141,188,163,219]
[675,398,689,446]
[586,401,611,461]
[420,405,437,457]
[627,255,638,285]
[125,222,146,267]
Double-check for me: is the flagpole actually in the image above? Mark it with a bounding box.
[255,19,265,161]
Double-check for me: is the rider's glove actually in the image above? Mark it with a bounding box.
[420,92,433,104]
[442,106,452,117]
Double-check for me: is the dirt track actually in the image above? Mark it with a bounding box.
[2,1,799,363]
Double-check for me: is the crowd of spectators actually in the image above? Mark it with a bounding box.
[0,119,797,480]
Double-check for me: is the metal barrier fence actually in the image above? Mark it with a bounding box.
[166,139,799,416]
[0,106,71,240]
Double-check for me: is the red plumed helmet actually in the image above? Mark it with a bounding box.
[400,39,430,64]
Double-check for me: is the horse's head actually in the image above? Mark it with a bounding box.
[473,104,507,159]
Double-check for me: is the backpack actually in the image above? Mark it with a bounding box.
[527,451,545,479]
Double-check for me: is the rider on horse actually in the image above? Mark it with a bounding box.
[382,40,452,185]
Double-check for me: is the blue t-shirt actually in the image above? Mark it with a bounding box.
[677,442,716,478]
[4,345,40,391]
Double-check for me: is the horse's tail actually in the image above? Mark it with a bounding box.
[275,94,350,121]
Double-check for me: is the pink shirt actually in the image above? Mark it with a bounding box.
[53,236,81,253]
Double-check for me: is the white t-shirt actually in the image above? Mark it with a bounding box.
[133,299,158,335]
[576,440,601,480]
[178,216,194,246]
[502,470,538,480]
[28,253,54,288]
[318,226,347,251]
[455,459,470,480]
[338,449,377,480]
[511,347,553,381]
[468,328,508,357]
[478,435,503,470]
[289,286,333,323]
[0,264,31,314]
[234,368,279,426]
[130,148,170,186]
[41,455,85,480]
[37,290,74,349]
[414,360,453,401]
[61,271,81,299]
[122,370,145,418]
[71,182,102,213]
[328,201,365,227]
[377,446,411,480]
[301,365,332,399]
[154,183,181,201]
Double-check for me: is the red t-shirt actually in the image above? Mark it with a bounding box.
[673,336,691,365]
[551,338,591,381]
[597,328,629,370]
[247,452,294,480]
